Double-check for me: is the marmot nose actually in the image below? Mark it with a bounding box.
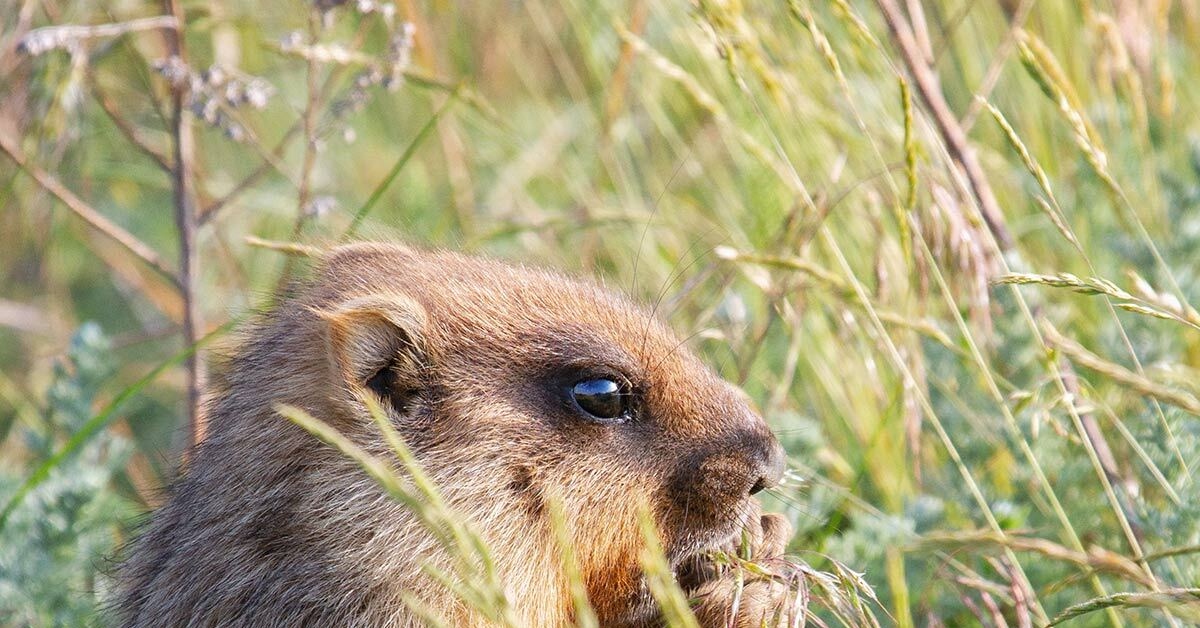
[748,437,786,496]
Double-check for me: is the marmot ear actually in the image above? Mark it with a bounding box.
[317,294,428,415]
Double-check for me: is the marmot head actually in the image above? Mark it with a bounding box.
[298,243,785,623]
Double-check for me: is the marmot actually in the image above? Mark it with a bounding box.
[116,242,794,627]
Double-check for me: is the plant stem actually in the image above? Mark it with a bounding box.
[0,131,180,287]
[163,0,205,453]
[873,0,1013,251]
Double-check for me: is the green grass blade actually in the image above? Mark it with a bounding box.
[343,91,460,239]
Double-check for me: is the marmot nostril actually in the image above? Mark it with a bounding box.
[750,437,786,495]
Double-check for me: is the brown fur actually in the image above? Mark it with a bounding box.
[115,243,789,627]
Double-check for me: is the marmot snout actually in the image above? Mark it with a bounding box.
[116,242,794,627]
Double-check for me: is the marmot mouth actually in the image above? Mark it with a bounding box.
[671,537,740,592]
[668,507,753,591]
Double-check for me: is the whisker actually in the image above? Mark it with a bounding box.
[638,228,720,368]
[650,233,722,320]
[630,146,693,298]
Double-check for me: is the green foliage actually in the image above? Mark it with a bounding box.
[0,324,134,626]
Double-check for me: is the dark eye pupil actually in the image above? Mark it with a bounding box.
[571,378,625,420]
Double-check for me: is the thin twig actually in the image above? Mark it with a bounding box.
[0,0,37,83]
[163,0,205,452]
[198,123,301,223]
[294,10,323,231]
[16,15,178,55]
[273,10,326,295]
[245,235,320,257]
[0,130,180,287]
[88,73,173,172]
[113,28,173,137]
[0,298,52,334]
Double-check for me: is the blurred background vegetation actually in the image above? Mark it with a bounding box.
[3,0,1200,625]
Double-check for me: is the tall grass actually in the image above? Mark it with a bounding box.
[3,0,1200,625]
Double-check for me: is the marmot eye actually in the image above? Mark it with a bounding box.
[571,378,629,421]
